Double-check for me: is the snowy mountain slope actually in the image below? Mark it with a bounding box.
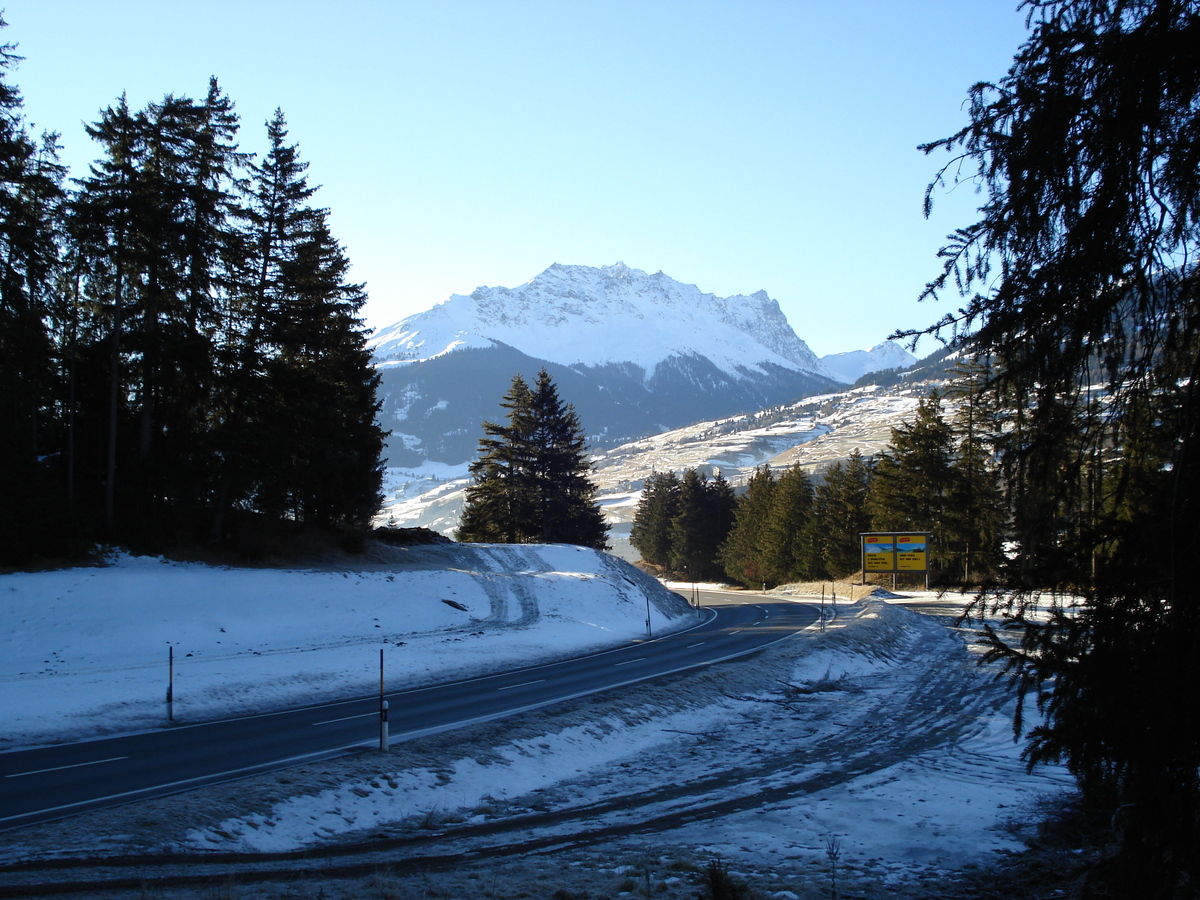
[378,366,950,559]
[821,340,917,384]
[370,263,842,467]
[371,262,829,378]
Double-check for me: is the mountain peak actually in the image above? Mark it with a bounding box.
[371,263,829,380]
[820,340,917,384]
[599,261,634,278]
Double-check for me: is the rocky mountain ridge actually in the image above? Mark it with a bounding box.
[370,261,829,378]
[369,263,851,468]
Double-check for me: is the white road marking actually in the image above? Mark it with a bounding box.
[497,679,546,691]
[312,712,375,726]
[6,756,129,778]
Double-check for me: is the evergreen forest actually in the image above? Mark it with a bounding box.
[0,29,385,564]
[630,388,1003,590]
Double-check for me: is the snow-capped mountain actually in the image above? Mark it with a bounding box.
[371,263,840,467]
[820,340,917,384]
[371,262,828,377]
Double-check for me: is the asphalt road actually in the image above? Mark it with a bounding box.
[0,591,819,830]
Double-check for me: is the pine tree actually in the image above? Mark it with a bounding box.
[629,470,680,568]
[458,370,607,549]
[668,469,710,579]
[912,1,1200,888]
[71,94,144,533]
[0,23,67,563]
[944,363,1004,585]
[706,470,737,573]
[720,465,776,587]
[525,370,608,546]
[458,374,535,543]
[866,391,955,578]
[216,110,383,531]
[760,464,820,584]
[71,85,242,537]
[216,108,321,527]
[259,219,384,527]
[814,450,873,579]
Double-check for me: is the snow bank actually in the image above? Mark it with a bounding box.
[0,544,689,750]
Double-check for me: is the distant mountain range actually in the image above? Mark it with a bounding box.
[821,341,917,383]
[369,263,910,467]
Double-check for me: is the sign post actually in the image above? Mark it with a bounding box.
[861,532,931,589]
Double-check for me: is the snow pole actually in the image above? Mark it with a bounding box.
[166,645,174,723]
[379,648,389,751]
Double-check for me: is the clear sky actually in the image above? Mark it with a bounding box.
[6,1,1030,357]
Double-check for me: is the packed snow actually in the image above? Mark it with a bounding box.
[0,548,1070,895]
[158,589,1069,891]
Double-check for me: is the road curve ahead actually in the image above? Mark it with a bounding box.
[0,592,819,830]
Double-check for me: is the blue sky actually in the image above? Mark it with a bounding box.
[7,1,1029,356]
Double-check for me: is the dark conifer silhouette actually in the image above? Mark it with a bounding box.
[0,26,385,558]
[458,369,608,549]
[912,0,1200,890]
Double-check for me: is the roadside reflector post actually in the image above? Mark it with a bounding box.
[166,645,174,723]
[379,648,389,751]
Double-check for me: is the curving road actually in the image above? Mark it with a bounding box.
[0,592,818,831]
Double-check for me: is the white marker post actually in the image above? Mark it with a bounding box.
[379,648,389,751]
[166,645,174,722]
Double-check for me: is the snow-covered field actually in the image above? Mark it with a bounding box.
[0,548,1071,898]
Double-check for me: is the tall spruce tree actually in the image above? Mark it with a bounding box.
[259,218,384,527]
[944,364,1004,585]
[629,470,681,568]
[0,23,67,563]
[216,110,383,531]
[760,464,821,584]
[913,0,1200,889]
[720,465,777,587]
[667,469,734,582]
[866,391,956,577]
[72,85,242,538]
[458,369,607,549]
[814,450,874,579]
[457,374,535,543]
[71,95,144,533]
